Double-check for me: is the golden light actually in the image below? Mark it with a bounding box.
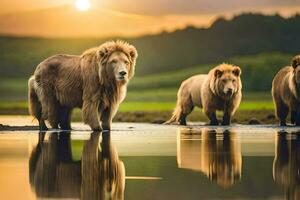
[75,0,91,11]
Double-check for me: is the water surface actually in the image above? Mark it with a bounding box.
[0,121,299,200]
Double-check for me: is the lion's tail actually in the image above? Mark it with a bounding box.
[164,101,182,125]
[28,76,42,120]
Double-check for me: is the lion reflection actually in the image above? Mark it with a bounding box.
[273,131,300,200]
[177,128,242,187]
[29,132,125,200]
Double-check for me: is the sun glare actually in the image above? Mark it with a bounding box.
[75,0,91,11]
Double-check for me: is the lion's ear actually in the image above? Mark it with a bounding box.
[129,46,138,61]
[233,67,241,77]
[214,69,223,78]
[98,47,109,60]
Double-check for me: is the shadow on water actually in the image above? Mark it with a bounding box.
[29,131,125,200]
[177,128,242,188]
[273,131,300,200]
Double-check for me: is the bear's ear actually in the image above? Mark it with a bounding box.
[233,67,241,77]
[129,46,138,62]
[214,69,223,78]
[292,56,300,69]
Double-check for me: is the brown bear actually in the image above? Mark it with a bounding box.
[272,55,300,126]
[28,41,138,131]
[165,63,242,125]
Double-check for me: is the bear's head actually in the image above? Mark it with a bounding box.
[292,55,300,84]
[213,64,242,98]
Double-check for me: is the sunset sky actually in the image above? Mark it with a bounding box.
[0,0,299,37]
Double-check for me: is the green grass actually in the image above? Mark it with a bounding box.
[0,100,274,112]
[120,101,274,112]
[0,101,27,109]
[239,101,274,110]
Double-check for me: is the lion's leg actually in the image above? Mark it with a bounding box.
[100,107,113,131]
[82,101,101,131]
[59,106,72,130]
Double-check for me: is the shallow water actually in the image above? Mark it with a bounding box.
[1,119,300,199]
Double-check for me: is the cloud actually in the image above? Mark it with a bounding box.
[101,0,300,15]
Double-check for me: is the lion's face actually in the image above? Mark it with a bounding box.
[106,51,131,84]
[215,66,241,97]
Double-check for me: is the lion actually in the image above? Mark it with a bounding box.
[28,41,138,131]
[272,55,300,126]
[165,63,242,125]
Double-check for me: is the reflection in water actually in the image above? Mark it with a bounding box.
[273,131,300,200]
[29,131,125,200]
[177,128,242,188]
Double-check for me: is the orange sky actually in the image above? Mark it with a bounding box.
[0,0,299,37]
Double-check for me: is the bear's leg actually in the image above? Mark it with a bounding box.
[179,114,187,125]
[222,102,236,125]
[295,110,300,126]
[47,99,59,129]
[39,88,59,129]
[28,79,48,131]
[205,110,218,125]
[33,102,47,131]
[275,100,288,126]
[178,104,194,125]
[291,110,297,125]
[59,106,72,130]
[39,118,48,131]
[82,101,101,131]
[222,111,231,126]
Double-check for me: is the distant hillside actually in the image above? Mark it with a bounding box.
[0,13,299,78]
[0,53,292,102]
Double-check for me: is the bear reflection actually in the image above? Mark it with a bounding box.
[177,128,242,187]
[273,131,300,200]
[29,132,125,200]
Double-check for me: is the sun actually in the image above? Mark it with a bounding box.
[75,0,91,11]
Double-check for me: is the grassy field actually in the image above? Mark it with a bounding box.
[0,99,274,112]
[0,91,275,124]
[0,58,278,124]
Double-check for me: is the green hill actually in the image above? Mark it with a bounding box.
[0,53,291,102]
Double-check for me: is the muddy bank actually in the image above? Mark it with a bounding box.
[0,109,278,129]
[0,124,38,131]
[113,110,277,125]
